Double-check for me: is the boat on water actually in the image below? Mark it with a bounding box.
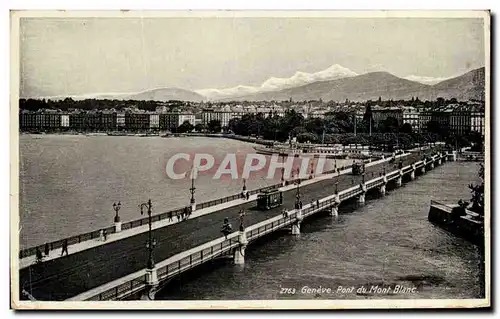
[253,144,371,159]
[85,132,108,136]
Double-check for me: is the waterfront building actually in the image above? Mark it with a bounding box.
[69,112,117,132]
[201,110,244,128]
[125,113,150,131]
[402,107,420,133]
[471,108,485,137]
[149,114,160,130]
[371,106,404,128]
[178,113,196,127]
[19,111,62,132]
[117,113,126,130]
[61,115,70,129]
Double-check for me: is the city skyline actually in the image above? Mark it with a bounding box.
[20,15,486,99]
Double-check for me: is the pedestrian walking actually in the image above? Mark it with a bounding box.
[176,213,181,222]
[246,192,250,200]
[168,211,173,222]
[282,209,288,218]
[61,239,68,256]
[36,247,43,263]
[103,229,108,241]
[316,199,320,208]
[44,243,49,256]
[221,218,232,239]
[299,201,303,209]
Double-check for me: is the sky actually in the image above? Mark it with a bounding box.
[19,16,486,98]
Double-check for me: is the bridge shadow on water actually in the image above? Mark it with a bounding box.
[151,188,406,300]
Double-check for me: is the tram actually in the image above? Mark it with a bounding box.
[257,189,283,210]
[351,162,365,175]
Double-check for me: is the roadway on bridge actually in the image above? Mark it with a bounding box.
[20,152,428,300]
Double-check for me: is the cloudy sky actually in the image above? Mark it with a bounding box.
[19,16,486,98]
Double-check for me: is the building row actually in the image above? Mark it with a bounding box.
[19,105,485,137]
[19,112,196,132]
[358,105,485,136]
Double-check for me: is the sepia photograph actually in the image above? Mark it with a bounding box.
[10,10,490,309]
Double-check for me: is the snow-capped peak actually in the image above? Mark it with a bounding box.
[197,64,358,100]
[404,75,452,85]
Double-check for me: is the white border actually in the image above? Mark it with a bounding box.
[4,2,495,315]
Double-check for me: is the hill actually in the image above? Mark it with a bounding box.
[220,68,485,102]
[127,88,205,102]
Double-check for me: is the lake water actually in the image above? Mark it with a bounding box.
[19,135,352,248]
[155,161,485,300]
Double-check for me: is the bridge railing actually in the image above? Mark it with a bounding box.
[18,180,284,259]
[20,152,426,259]
[75,155,443,301]
[20,153,395,259]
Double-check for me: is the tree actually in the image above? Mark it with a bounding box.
[207,120,222,133]
[177,120,194,133]
[194,123,206,132]
[362,105,374,134]
[400,123,413,134]
[426,121,442,135]
[380,117,399,133]
[468,163,484,216]
[296,132,319,143]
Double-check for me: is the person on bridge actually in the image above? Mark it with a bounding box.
[246,192,250,200]
[61,239,68,256]
[35,247,43,263]
[44,242,49,256]
[282,209,288,218]
[168,211,173,222]
[316,199,320,208]
[221,218,232,239]
[103,229,108,241]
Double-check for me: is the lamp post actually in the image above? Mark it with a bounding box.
[190,174,196,210]
[280,153,285,184]
[139,199,156,270]
[295,172,301,208]
[113,201,121,223]
[239,210,245,232]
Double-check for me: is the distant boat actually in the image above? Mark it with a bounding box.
[107,132,127,136]
[252,145,366,159]
[85,132,107,136]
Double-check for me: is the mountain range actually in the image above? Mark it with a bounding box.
[221,67,485,102]
[33,65,485,102]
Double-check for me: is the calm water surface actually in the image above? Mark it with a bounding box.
[19,135,350,248]
[155,161,484,300]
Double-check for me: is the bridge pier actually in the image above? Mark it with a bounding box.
[420,162,426,174]
[410,165,416,180]
[379,184,386,196]
[140,267,159,300]
[430,162,435,169]
[234,229,248,264]
[330,205,339,218]
[395,169,403,187]
[447,151,457,161]
[291,209,303,235]
[330,195,341,218]
[358,183,367,205]
[438,158,442,165]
